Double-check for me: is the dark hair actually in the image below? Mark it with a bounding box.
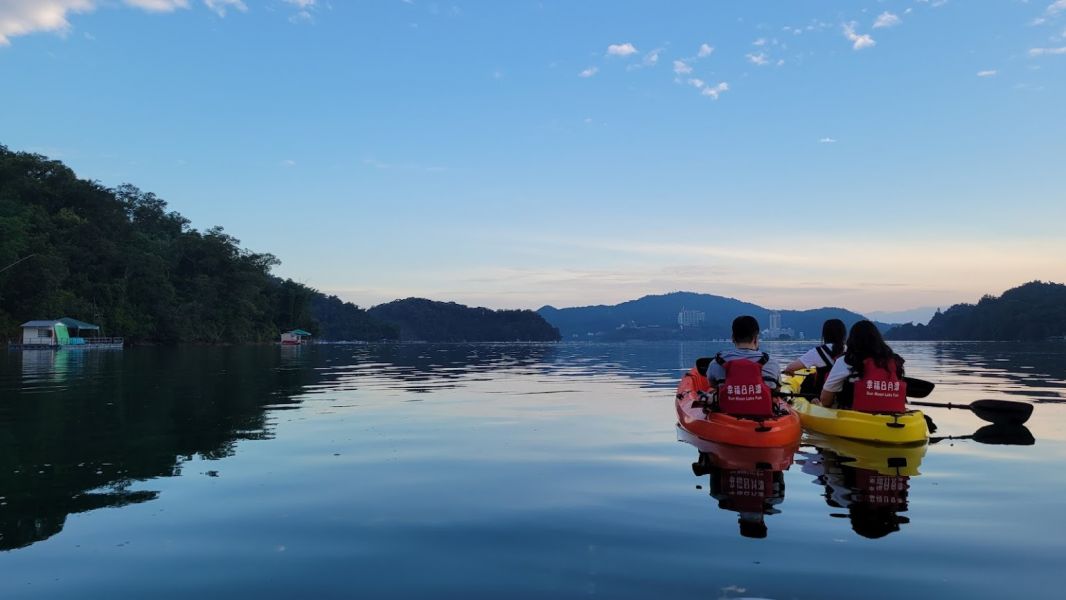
[732,315,760,344]
[844,320,904,376]
[822,319,846,356]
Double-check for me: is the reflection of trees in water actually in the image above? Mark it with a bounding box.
[923,342,1066,403]
[0,347,317,551]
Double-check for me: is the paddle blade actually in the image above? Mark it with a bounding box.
[904,377,935,398]
[970,400,1034,426]
[971,424,1035,446]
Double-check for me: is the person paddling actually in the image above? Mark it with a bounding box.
[783,318,846,395]
[706,316,781,416]
[818,320,906,411]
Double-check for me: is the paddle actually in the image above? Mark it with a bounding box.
[930,424,1035,446]
[908,399,1033,426]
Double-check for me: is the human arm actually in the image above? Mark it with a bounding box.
[818,359,851,407]
[784,348,823,375]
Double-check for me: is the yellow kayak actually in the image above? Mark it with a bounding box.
[783,374,929,444]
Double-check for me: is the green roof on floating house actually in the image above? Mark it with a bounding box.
[288,329,312,336]
[59,317,101,331]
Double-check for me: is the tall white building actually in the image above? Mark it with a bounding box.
[677,309,705,328]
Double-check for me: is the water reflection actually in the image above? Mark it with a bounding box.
[800,436,926,539]
[679,429,796,539]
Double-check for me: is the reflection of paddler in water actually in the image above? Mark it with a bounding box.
[679,428,796,539]
[800,434,926,539]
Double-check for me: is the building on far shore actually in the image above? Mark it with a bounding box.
[280,329,312,345]
[677,309,706,329]
[17,318,123,349]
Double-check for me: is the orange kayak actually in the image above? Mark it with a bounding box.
[675,364,801,448]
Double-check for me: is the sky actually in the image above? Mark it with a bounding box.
[1,0,1065,313]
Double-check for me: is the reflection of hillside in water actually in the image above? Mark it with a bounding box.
[0,347,317,552]
[911,342,1066,403]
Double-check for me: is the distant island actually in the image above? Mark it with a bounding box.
[369,298,560,342]
[885,281,1066,341]
[538,291,885,341]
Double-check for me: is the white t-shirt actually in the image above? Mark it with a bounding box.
[797,345,840,369]
[822,358,855,393]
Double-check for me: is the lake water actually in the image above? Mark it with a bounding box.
[1,341,1064,599]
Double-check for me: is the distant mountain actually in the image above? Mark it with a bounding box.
[885,281,1066,341]
[866,306,940,325]
[538,291,881,341]
[369,298,561,342]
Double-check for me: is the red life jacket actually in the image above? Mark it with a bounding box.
[715,353,773,417]
[852,358,907,413]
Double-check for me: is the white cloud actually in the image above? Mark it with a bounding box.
[701,81,729,100]
[819,137,837,143]
[697,43,713,57]
[0,0,198,46]
[843,22,876,50]
[281,159,297,167]
[672,60,692,75]
[641,48,660,66]
[753,37,767,46]
[578,66,598,78]
[283,0,316,23]
[124,0,189,11]
[746,52,769,66]
[1049,1,1066,15]
[976,69,998,77]
[1029,46,1066,56]
[687,78,705,89]
[873,11,901,29]
[606,42,638,57]
[203,0,246,17]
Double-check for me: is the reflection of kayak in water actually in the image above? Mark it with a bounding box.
[800,434,926,539]
[783,374,929,444]
[676,361,801,448]
[679,427,798,539]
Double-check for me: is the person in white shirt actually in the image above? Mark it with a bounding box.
[784,319,846,395]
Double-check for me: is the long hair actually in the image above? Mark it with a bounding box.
[844,320,904,376]
[822,319,846,356]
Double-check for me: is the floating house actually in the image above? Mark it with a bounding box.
[17,318,123,349]
[280,329,312,346]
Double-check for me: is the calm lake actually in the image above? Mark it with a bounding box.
[1,341,1064,599]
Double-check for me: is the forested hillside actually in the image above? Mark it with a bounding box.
[886,281,1066,341]
[369,298,561,342]
[0,145,395,343]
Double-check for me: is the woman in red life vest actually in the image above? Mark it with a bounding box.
[783,318,846,395]
[818,320,907,412]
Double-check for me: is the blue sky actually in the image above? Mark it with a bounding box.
[2,0,1065,312]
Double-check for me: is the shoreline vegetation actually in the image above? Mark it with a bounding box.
[3,146,1062,345]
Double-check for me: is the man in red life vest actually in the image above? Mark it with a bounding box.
[705,316,781,416]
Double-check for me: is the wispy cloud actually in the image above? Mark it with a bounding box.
[672,60,692,75]
[819,137,837,143]
[1029,46,1066,56]
[1048,1,1066,16]
[280,159,296,168]
[843,21,876,50]
[976,69,998,77]
[578,66,598,78]
[697,43,714,57]
[606,42,638,57]
[203,0,246,17]
[701,81,729,100]
[746,52,769,66]
[283,0,317,23]
[873,11,901,29]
